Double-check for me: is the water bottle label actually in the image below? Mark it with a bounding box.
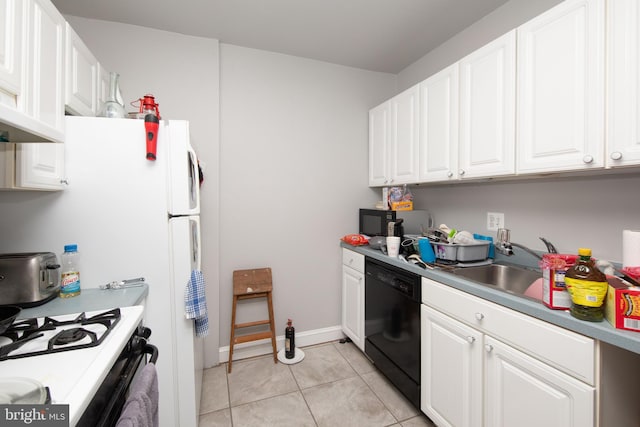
[61,272,81,294]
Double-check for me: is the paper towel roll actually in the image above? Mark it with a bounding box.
[622,230,640,267]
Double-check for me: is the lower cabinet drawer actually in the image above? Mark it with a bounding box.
[422,277,595,385]
[342,248,364,273]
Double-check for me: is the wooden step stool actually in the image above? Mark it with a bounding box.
[228,268,277,373]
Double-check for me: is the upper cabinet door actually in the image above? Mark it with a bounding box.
[459,30,516,180]
[0,0,23,108]
[606,0,640,168]
[419,63,459,182]
[15,142,65,190]
[389,84,419,185]
[517,0,605,173]
[23,0,65,140]
[65,22,97,116]
[369,101,390,186]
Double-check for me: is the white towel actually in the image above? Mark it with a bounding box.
[184,270,209,337]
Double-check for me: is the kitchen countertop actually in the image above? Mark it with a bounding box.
[342,242,640,355]
[17,284,149,319]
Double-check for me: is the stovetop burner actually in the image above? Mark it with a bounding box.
[50,327,95,346]
[0,308,121,360]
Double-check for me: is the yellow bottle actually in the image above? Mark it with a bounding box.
[564,248,607,321]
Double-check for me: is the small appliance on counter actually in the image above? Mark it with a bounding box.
[359,209,433,237]
[0,253,60,307]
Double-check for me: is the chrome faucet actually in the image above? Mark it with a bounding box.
[495,228,557,260]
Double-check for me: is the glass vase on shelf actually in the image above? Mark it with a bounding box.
[99,72,126,118]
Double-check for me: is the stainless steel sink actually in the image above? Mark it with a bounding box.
[451,263,542,298]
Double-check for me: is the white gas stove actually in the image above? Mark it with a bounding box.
[0,305,145,426]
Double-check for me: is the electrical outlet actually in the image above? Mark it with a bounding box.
[487,212,504,231]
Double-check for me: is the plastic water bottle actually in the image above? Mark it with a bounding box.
[60,244,81,298]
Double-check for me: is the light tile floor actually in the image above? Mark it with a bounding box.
[199,341,437,427]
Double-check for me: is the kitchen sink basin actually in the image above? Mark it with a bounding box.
[451,262,542,298]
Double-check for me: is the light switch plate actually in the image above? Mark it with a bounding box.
[487,212,504,231]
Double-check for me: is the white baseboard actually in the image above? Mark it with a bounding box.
[219,325,345,363]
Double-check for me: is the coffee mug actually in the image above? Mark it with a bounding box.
[386,236,401,258]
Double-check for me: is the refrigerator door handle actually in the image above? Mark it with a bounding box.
[191,217,202,271]
[187,146,200,212]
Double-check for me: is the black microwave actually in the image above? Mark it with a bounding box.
[359,208,432,237]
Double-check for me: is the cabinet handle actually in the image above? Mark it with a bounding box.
[484,344,493,353]
[60,179,69,185]
[459,169,465,176]
[610,151,623,161]
[475,312,484,321]
[447,171,453,178]
[466,336,476,344]
[583,154,594,164]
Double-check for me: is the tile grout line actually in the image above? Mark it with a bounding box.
[332,342,402,426]
[287,363,320,427]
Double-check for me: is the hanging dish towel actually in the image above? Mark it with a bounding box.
[185,270,209,337]
[116,363,159,427]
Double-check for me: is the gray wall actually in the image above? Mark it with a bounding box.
[397,0,564,90]
[218,43,395,347]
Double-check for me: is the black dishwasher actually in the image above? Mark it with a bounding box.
[365,257,421,408]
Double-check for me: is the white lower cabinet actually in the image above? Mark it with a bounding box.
[421,305,482,427]
[341,249,365,350]
[0,142,65,190]
[484,336,593,427]
[421,278,595,427]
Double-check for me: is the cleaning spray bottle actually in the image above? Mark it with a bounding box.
[285,319,295,359]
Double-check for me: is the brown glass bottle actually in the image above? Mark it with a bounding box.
[564,248,608,321]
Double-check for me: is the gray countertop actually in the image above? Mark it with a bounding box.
[342,242,640,355]
[17,284,149,319]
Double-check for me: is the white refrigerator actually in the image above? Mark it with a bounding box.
[1,116,205,426]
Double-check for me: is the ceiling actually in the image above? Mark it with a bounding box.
[51,0,510,74]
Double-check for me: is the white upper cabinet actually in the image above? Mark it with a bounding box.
[459,30,516,179]
[369,101,390,186]
[369,84,420,187]
[24,0,66,136]
[0,0,23,109]
[606,0,640,168]
[389,84,420,185]
[65,22,97,116]
[0,142,65,190]
[517,0,605,173]
[0,0,65,143]
[16,142,65,189]
[419,63,459,182]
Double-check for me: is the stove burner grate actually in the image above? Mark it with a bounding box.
[49,327,96,347]
[0,308,121,360]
